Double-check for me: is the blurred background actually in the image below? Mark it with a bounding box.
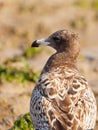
[0,0,98,130]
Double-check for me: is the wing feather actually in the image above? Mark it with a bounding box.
[37,68,96,129]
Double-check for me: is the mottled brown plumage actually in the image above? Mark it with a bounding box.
[30,30,97,130]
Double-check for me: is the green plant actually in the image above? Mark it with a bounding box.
[10,113,34,130]
[74,0,89,8]
[91,1,98,10]
[0,66,39,83]
[24,48,41,58]
[0,49,40,83]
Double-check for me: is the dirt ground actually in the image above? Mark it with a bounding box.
[0,0,98,130]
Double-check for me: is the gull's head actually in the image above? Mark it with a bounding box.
[31,30,80,58]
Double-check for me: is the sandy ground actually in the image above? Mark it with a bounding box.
[0,0,98,130]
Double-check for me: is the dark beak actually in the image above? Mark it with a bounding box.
[31,40,39,47]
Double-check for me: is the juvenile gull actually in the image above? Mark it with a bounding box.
[30,30,97,130]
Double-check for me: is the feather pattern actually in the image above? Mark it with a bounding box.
[30,30,97,130]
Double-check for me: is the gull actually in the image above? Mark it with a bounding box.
[30,30,97,130]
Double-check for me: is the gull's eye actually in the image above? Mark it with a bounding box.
[53,36,61,42]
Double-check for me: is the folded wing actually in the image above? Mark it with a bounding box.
[38,68,96,130]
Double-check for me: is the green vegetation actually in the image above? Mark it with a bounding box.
[74,0,90,8]
[24,48,41,58]
[10,113,34,130]
[0,47,41,83]
[0,66,39,83]
[74,0,98,9]
[92,1,98,10]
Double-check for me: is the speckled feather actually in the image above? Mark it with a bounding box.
[30,30,97,130]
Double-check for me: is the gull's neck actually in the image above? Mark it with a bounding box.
[43,51,77,72]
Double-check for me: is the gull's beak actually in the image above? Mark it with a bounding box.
[31,38,50,47]
[31,40,39,47]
